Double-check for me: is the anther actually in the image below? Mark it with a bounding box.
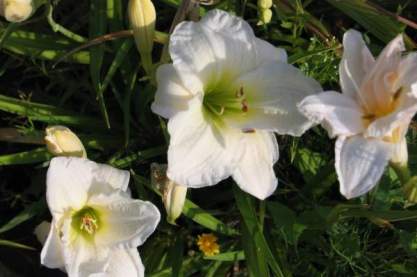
[362,114,376,121]
[242,129,255,133]
[236,87,244,98]
[241,99,248,112]
[393,87,403,101]
[80,214,98,235]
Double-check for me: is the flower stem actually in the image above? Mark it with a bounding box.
[390,162,417,203]
[390,161,411,185]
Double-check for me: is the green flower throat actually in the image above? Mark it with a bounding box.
[71,207,100,239]
[203,85,249,119]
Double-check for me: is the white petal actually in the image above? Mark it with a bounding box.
[367,34,404,78]
[91,195,160,249]
[103,249,144,277]
[335,136,392,199]
[398,53,417,91]
[360,34,405,111]
[365,99,417,139]
[340,29,375,98]
[254,38,287,64]
[298,91,365,138]
[151,64,195,119]
[52,216,110,277]
[391,137,408,165]
[169,9,257,93]
[63,239,109,277]
[232,131,278,200]
[167,102,244,188]
[91,162,130,192]
[228,61,322,136]
[40,222,65,269]
[46,157,96,215]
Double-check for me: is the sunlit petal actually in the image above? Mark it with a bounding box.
[232,131,278,200]
[335,136,392,199]
[298,91,364,137]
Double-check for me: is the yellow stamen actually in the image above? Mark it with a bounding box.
[80,213,99,235]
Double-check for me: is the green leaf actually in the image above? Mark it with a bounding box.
[0,28,89,63]
[204,251,245,261]
[46,4,87,43]
[326,0,414,47]
[167,235,184,277]
[0,148,51,166]
[89,0,110,128]
[130,172,239,237]
[109,146,166,168]
[267,202,306,246]
[0,199,46,233]
[182,200,239,237]
[233,187,284,277]
[0,240,35,250]
[0,94,106,130]
[293,147,326,182]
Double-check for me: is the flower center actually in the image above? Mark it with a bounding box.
[361,86,403,128]
[71,207,100,239]
[203,86,249,119]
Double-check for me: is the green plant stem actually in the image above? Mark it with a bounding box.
[141,53,155,85]
[390,162,417,203]
[390,162,411,185]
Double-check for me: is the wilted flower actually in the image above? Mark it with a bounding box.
[0,0,34,22]
[151,163,187,225]
[40,157,160,277]
[299,29,417,199]
[44,126,86,158]
[197,233,220,256]
[151,10,321,200]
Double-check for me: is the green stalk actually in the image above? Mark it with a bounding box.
[390,162,417,203]
[390,162,411,185]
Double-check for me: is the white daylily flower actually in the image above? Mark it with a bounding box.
[40,157,160,277]
[299,29,417,199]
[151,9,321,200]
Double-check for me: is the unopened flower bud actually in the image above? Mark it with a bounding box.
[257,0,272,10]
[151,163,187,225]
[0,0,34,22]
[163,180,187,225]
[259,8,272,25]
[128,0,156,76]
[44,126,86,158]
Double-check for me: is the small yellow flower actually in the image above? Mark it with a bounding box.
[197,233,220,257]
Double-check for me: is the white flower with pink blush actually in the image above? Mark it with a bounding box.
[299,29,417,199]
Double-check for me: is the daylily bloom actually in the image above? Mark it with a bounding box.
[298,29,417,199]
[151,9,321,200]
[40,157,160,277]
